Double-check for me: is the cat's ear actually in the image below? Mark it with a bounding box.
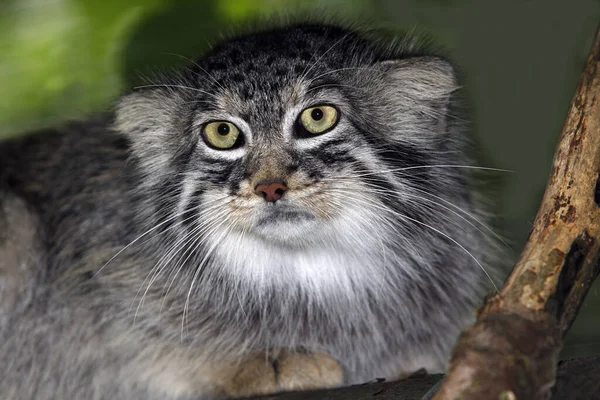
[379,56,457,103]
[114,90,186,178]
[377,56,458,134]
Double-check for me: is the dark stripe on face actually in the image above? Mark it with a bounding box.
[227,162,247,195]
[174,120,201,169]
[379,146,434,190]
[200,159,237,184]
[303,141,356,167]
[353,121,436,192]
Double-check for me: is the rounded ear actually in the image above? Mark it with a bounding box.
[115,91,173,142]
[377,56,459,136]
[114,90,189,181]
[379,56,458,101]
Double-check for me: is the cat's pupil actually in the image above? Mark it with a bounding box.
[311,109,324,121]
[217,123,230,135]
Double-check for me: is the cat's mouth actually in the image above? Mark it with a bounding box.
[256,207,315,226]
[252,203,318,242]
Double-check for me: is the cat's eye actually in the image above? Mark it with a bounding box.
[202,121,241,150]
[298,105,339,135]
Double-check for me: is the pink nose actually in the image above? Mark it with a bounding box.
[254,180,287,203]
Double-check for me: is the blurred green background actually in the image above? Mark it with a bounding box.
[1,0,600,359]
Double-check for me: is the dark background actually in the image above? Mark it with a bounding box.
[2,0,599,359]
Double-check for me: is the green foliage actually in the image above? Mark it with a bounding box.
[1,0,163,135]
[0,0,377,137]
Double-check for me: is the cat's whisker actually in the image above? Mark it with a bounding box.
[323,188,499,292]
[93,205,201,279]
[156,227,220,317]
[182,218,235,339]
[134,202,232,318]
[324,190,427,276]
[399,213,499,293]
[304,66,381,86]
[298,31,355,84]
[158,214,224,299]
[95,195,232,279]
[125,199,233,314]
[409,186,511,249]
[317,164,510,185]
[323,179,510,250]
[232,222,252,325]
[132,222,206,324]
[133,214,219,319]
[136,224,206,314]
[359,164,512,176]
[325,195,392,263]
[320,159,510,248]
[305,83,363,94]
[162,52,227,92]
[159,208,230,310]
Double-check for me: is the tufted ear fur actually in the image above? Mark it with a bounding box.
[114,89,191,183]
[377,56,458,138]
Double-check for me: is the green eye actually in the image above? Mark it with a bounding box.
[299,105,339,135]
[202,121,240,149]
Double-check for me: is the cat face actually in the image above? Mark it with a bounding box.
[116,25,464,259]
[187,76,384,246]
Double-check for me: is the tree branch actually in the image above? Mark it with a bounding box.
[432,23,600,400]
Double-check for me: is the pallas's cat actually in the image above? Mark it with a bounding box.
[0,23,500,399]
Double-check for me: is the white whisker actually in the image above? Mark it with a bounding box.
[324,188,499,293]
[162,52,226,92]
[182,217,234,338]
[95,195,232,279]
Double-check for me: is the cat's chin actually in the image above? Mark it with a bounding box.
[251,209,320,244]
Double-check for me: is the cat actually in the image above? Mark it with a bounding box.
[0,23,501,399]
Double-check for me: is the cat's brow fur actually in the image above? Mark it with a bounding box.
[0,23,502,399]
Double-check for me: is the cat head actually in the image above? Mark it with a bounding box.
[112,23,498,305]
[115,24,463,251]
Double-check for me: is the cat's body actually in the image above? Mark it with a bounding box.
[0,24,499,399]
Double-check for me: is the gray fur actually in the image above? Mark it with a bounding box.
[0,24,501,399]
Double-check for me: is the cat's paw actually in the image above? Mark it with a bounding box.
[215,351,343,398]
[274,351,343,393]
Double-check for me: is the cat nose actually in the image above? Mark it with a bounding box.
[254,180,287,203]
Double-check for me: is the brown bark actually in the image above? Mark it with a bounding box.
[431,23,600,400]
